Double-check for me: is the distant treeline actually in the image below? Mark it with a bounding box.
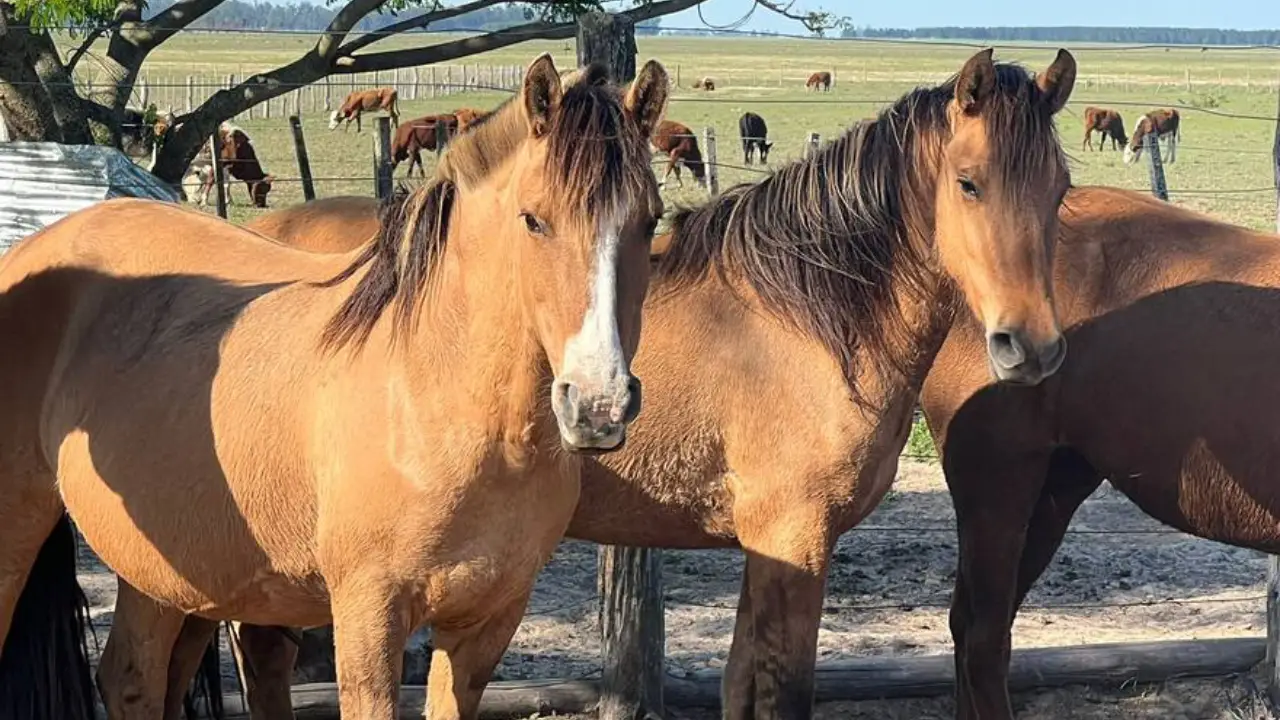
[143,1,661,34]
[840,26,1280,46]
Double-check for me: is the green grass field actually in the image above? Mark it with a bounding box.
[68,32,1280,228]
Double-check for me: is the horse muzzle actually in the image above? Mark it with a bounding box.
[986,329,1066,386]
[552,375,642,454]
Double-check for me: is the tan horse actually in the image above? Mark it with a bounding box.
[126,48,1078,720]
[243,195,381,252]
[915,185,1280,719]
[0,53,670,720]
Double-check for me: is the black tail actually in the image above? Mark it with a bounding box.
[0,514,97,720]
[183,627,225,720]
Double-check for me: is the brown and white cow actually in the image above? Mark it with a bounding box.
[652,119,706,188]
[389,114,460,177]
[1125,108,1180,165]
[184,122,274,208]
[328,87,400,133]
[806,71,832,91]
[693,77,716,91]
[1081,106,1127,151]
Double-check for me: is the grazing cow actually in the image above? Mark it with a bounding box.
[328,87,399,133]
[805,71,832,91]
[390,114,460,177]
[1081,106,1127,151]
[1125,108,1180,165]
[652,119,706,188]
[693,77,716,91]
[738,111,772,164]
[185,122,274,208]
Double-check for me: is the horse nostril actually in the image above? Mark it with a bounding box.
[987,330,1028,370]
[622,376,643,424]
[552,380,582,427]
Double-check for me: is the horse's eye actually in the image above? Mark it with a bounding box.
[958,177,980,199]
[521,212,547,236]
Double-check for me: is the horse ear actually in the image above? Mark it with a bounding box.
[521,52,562,138]
[955,48,996,115]
[625,60,670,140]
[1036,49,1076,116]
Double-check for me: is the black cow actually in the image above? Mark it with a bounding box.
[738,112,772,165]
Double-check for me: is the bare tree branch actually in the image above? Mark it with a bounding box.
[339,0,503,56]
[318,0,389,61]
[752,0,846,35]
[65,23,112,74]
[129,0,224,50]
[333,0,702,74]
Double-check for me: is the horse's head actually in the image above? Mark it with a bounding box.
[504,54,669,453]
[328,110,342,130]
[760,141,773,163]
[1123,116,1150,165]
[934,48,1075,385]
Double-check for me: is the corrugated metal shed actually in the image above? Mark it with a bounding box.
[0,142,180,253]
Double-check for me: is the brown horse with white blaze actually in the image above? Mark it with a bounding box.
[0,53,669,720]
[129,48,1078,720]
[1124,107,1180,164]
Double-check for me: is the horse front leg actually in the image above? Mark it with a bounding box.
[733,498,832,720]
[329,573,410,720]
[97,580,188,720]
[231,622,302,719]
[722,564,756,720]
[426,592,532,720]
[946,441,1052,720]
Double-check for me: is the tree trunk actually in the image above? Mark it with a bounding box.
[576,12,637,83]
[0,4,62,141]
[28,28,91,143]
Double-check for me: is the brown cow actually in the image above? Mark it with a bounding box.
[328,87,399,133]
[186,122,274,208]
[452,107,490,133]
[652,119,706,188]
[806,71,832,91]
[1081,106,1127,151]
[390,114,460,177]
[1125,108,1180,165]
[693,77,716,91]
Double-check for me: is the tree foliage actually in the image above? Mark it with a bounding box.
[11,0,117,27]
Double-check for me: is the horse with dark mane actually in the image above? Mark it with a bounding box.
[738,111,772,164]
[651,119,707,188]
[1081,105,1127,151]
[917,185,1280,720]
[0,54,670,720]
[114,48,1079,720]
[389,113,459,177]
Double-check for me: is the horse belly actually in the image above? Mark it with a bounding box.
[54,431,330,625]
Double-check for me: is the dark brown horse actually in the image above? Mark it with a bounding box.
[1124,107,1180,164]
[389,113,459,177]
[117,48,1080,720]
[1081,105,1127,151]
[806,71,832,91]
[651,119,707,188]
[738,111,772,164]
[919,184,1280,720]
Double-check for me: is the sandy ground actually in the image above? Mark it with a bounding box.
[76,459,1272,718]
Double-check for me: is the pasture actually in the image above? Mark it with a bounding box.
[68,30,1280,718]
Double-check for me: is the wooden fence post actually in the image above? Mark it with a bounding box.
[186,75,194,113]
[1144,132,1168,202]
[211,129,228,219]
[435,117,449,160]
[704,126,719,196]
[374,116,393,199]
[807,131,820,159]
[290,115,316,202]
[576,12,664,720]
[324,75,332,111]
[1268,87,1280,706]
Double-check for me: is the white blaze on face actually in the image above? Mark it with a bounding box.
[559,204,630,404]
[1123,143,1137,165]
[328,111,341,130]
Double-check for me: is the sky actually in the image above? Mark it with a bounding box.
[291,0,1280,33]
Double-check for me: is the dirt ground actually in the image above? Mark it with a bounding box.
[77,459,1272,718]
